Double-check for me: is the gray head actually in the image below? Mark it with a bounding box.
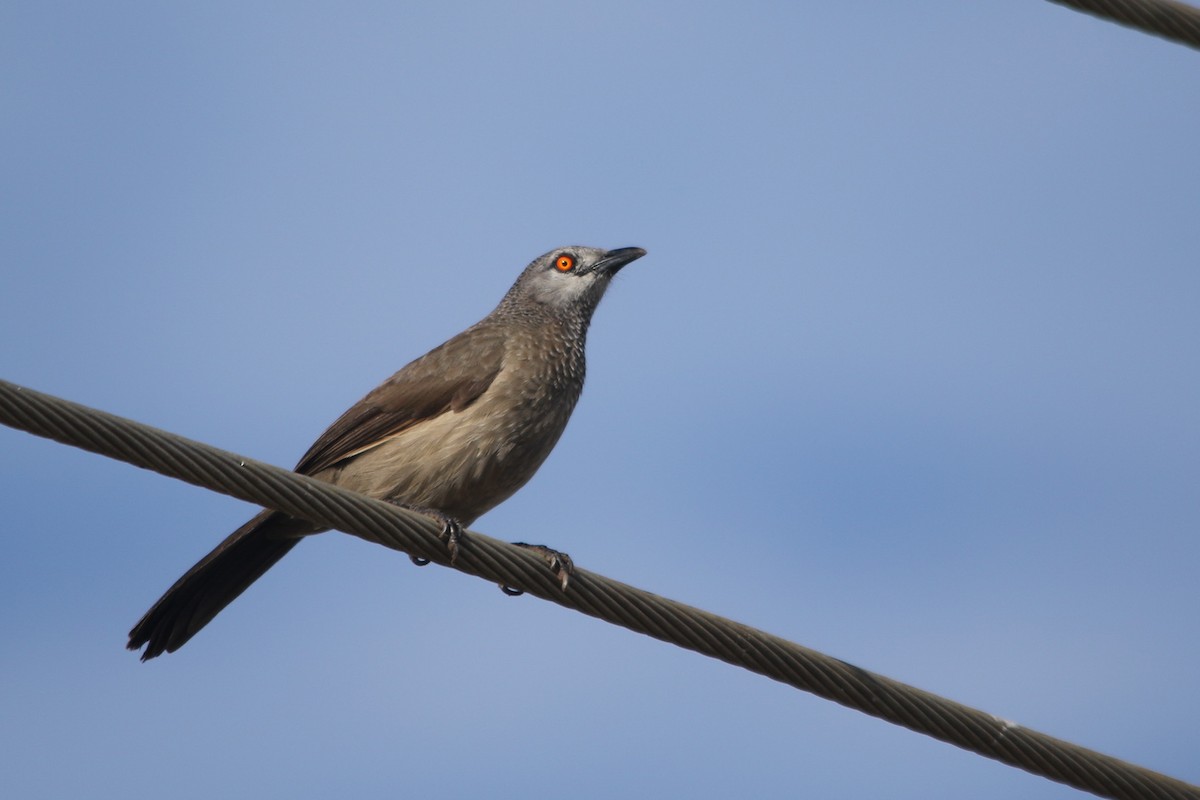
[497,246,646,321]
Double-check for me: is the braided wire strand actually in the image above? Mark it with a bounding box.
[1,378,1197,800]
[1049,0,1200,49]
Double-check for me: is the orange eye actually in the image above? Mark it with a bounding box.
[554,254,575,272]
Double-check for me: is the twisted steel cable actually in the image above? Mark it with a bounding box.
[1049,0,1200,49]
[2,378,1197,800]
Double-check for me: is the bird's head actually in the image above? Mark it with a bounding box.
[502,246,647,318]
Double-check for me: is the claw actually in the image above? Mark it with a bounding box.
[442,517,463,564]
[386,501,464,564]
[512,542,575,591]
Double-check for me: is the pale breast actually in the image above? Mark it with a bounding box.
[316,326,585,525]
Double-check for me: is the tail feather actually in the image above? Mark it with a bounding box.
[128,511,317,660]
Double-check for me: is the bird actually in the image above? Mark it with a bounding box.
[127,245,647,660]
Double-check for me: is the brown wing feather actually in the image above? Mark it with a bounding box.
[294,322,507,475]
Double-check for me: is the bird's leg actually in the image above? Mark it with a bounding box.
[505,542,575,592]
[384,501,463,565]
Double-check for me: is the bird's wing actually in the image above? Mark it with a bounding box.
[294,323,507,476]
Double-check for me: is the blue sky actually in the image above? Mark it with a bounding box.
[2,2,1197,798]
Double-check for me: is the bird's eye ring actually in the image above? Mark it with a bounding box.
[554,254,575,272]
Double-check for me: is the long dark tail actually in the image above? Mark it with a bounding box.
[128,511,318,660]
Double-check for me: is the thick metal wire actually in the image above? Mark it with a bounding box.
[1049,0,1200,49]
[2,378,1197,800]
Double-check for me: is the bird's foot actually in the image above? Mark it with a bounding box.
[386,502,463,565]
[500,543,575,595]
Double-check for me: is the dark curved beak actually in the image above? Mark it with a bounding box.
[594,246,647,276]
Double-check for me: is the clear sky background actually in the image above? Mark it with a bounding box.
[2,3,1197,798]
